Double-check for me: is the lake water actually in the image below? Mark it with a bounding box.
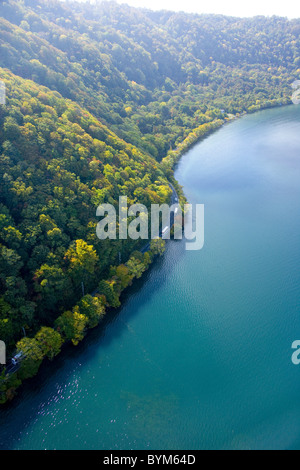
[1,105,300,450]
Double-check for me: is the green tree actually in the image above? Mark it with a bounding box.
[150,238,166,256]
[77,295,106,328]
[34,264,72,313]
[55,308,88,346]
[35,327,63,360]
[16,337,45,380]
[126,256,147,279]
[98,279,121,307]
[115,264,133,290]
[65,240,99,278]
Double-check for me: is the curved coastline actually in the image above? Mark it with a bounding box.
[0,100,293,406]
[1,103,300,450]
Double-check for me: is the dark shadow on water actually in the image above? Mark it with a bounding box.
[0,239,186,450]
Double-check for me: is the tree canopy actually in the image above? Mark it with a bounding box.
[0,0,299,402]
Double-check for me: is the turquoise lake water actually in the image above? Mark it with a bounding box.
[1,105,300,450]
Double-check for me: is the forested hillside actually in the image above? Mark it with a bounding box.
[1,1,299,158]
[0,0,299,401]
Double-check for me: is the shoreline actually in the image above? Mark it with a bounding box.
[0,99,292,406]
[163,99,292,174]
[0,189,179,405]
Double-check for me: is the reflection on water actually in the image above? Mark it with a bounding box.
[1,105,300,450]
[121,391,179,448]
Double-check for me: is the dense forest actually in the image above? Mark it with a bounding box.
[0,0,299,402]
